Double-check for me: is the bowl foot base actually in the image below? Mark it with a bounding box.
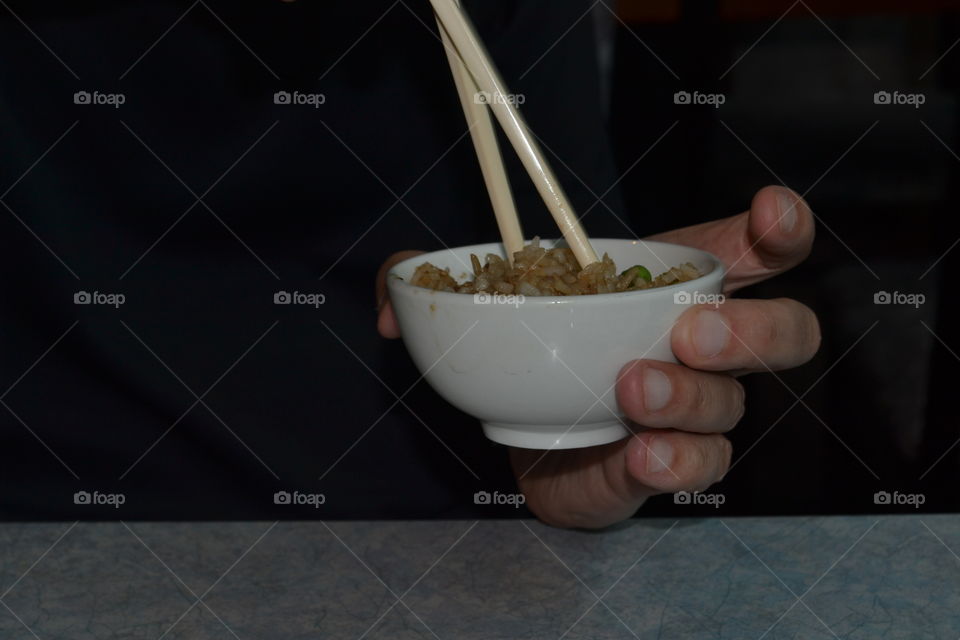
[482,420,630,450]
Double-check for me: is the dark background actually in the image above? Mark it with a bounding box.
[0,0,958,519]
[608,0,960,516]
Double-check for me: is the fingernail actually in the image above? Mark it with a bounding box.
[642,367,671,412]
[646,437,674,474]
[694,310,729,359]
[777,190,798,234]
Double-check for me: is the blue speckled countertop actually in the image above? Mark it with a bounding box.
[1,516,957,639]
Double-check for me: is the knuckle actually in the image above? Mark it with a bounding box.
[518,481,569,529]
[694,373,743,433]
[757,303,781,352]
[683,438,708,474]
[692,374,709,416]
[732,301,780,369]
[685,437,729,492]
[778,298,822,364]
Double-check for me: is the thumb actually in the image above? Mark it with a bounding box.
[510,430,730,529]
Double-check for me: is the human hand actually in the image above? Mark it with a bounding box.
[375,186,820,529]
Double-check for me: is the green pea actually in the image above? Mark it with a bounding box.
[621,265,652,284]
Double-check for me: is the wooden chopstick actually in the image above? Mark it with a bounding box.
[430,0,599,267]
[435,4,525,264]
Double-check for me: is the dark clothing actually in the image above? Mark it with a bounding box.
[0,1,626,519]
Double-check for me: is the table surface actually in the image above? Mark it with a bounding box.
[0,515,957,639]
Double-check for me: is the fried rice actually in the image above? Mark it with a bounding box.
[410,238,701,296]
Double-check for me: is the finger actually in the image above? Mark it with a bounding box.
[647,185,815,293]
[615,360,745,433]
[671,298,821,373]
[375,250,424,310]
[375,250,424,340]
[625,430,732,494]
[377,300,401,339]
[731,186,816,289]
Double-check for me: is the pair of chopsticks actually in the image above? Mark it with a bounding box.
[431,0,599,267]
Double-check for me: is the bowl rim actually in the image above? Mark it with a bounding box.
[386,238,726,306]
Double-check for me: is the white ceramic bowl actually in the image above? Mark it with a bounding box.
[387,239,725,450]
